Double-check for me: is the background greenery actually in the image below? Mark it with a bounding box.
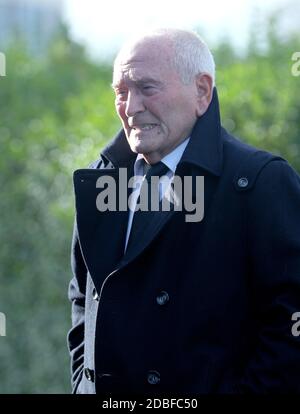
[0,18,299,393]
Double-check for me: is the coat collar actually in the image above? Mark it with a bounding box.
[101,87,223,176]
[179,87,223,176]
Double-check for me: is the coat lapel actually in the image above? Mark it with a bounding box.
[73,166,133,292]
[122,208,174,264]
[121,162,220,266]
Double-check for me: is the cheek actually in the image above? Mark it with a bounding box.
[116,103,128,124]
[157,95,181,122]
[116,103,132,139]
[168,97,196,125]
[115,101,124,117]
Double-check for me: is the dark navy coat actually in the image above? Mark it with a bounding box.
[68,89,300,394]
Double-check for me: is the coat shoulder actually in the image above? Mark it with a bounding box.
[221,128,286,192]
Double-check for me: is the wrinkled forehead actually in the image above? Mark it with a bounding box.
[113,39,174,85]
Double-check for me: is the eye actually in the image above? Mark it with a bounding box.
[115,89,128,100]
[141,85,156,94]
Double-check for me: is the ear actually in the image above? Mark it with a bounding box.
[195,73,213,117]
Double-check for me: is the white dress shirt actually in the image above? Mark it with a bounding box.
[124,137,190,251]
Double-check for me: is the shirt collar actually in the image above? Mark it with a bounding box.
[134,137,190,176]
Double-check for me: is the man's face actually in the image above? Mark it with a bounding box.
[113,41,200,163]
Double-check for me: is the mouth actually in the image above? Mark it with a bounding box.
[131,123,159,132]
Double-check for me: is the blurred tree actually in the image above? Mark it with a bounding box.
[214,13,300,172]
[0,27,118,393]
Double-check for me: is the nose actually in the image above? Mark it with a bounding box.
[125,90,145,117]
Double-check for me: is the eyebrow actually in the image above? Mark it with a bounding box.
[111,77,162,89]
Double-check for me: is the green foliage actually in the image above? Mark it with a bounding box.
[214,21,300,172]
[0,29,119,393]
[0,21,299,393]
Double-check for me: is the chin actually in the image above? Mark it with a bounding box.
[132,145,148,155]
[129,138,147,154]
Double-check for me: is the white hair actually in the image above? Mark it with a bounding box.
[114,28,216,86]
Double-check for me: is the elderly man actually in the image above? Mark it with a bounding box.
[68,28,300,394]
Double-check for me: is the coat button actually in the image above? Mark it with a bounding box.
[92,287,99,301]
[156,291,169,306]
[147,370,160,385]
[84,368,94,382]
[237,177,248,188]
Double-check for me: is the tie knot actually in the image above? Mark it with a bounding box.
[144,161,169,180]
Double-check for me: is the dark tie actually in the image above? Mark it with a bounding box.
[126,161,169,251]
